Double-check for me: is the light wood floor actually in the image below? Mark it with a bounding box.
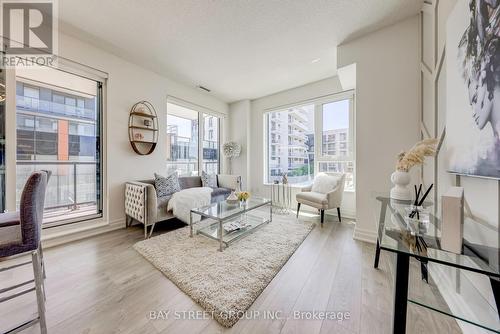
[0,215,462,334]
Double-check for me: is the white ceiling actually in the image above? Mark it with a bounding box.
[58,0,423,103]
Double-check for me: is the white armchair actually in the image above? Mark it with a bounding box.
[295,172,346,224]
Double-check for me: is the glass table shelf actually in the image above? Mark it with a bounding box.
[197,213,270,245]
[190,197,272,251]
[373,194,499,333]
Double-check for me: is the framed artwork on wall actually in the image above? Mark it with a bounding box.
[446,0,500,179]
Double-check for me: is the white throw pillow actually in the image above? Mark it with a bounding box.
[311,173,339,194]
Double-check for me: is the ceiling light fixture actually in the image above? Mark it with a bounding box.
[311,58,321,64]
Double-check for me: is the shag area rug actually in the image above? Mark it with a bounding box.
[134,214,315,327]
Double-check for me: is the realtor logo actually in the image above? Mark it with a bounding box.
[1,0,57,66]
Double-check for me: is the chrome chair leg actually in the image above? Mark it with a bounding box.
[38,245,47,301]
[39,245,46,280]
[148,223,156,238]
[32,251,47,334]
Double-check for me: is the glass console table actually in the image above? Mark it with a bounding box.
[373,195,499,334]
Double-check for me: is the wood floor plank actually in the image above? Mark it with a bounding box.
[319,224,363,334]
[280,221,350,334]
[0,214,464,334]
[230,218,334,334]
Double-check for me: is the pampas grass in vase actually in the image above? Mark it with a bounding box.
[390,138,438,200]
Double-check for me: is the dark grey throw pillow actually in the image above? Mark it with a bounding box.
[154,172,180,197]
[201,171,217,188]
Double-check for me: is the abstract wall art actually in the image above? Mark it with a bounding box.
[446,0,500,179]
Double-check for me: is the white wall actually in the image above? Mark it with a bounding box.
[337,16,420,242]
[227,100,251,186]
[7,32,229,233]
[229,76,357,218]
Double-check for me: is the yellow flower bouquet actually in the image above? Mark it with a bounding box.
[237,191,250,202]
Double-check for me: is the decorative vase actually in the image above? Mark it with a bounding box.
[226,191,239,205]
[390,171,411,201]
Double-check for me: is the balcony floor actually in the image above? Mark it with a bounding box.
[43,204,98,225]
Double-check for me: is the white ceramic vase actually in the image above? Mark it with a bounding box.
[390,171,411,201]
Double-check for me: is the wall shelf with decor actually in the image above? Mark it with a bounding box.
[129,125,158,131]
[128,101,158,155]
[130,111,156,119]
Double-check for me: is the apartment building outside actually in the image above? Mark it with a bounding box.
[319,128,354,190]
[268,106,314,184]
[322,128,348,157]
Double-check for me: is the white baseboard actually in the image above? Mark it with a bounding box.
[352,226,377,244]
[42,218,125,249]
[327,209,356,220]
[300,207,356,220]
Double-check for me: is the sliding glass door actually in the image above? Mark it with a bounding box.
[15,67,103,226]
[166,102,220,176]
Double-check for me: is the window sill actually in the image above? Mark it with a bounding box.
[262,183,355,193]
[41,217,123,248]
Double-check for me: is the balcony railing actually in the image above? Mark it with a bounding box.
[17,95,96,120]
[16,161,98,216]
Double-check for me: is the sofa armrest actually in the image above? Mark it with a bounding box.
[125,181,157,225]
[217,174,241,190]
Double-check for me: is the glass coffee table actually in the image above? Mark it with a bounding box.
[189,197,272,251]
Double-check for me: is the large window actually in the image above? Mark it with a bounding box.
[202,113,219,175]
[266,104,315,185]
[167,102,220,176]
[166,104,199,176]
[317,98,355,191]
[265,92,355,191]
[15,67,103,226]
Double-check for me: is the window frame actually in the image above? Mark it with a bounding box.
[263,90,355,191]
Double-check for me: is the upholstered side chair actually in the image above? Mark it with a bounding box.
[0,171,50,334]
[296,172,346,225]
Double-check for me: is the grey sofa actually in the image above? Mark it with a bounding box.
[125,174,241,238]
